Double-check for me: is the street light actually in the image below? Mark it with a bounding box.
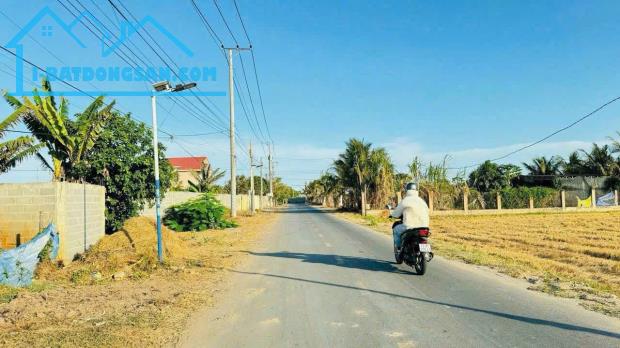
[252,162,264,210]
[150,80,197,263]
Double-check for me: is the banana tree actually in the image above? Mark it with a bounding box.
[3,79,115,180]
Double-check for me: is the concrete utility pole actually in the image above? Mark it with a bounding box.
[259,159,264,210]
[249,142,255,215]
[268,144,274,207]
[226,48,237,217]
[225,46,251,217]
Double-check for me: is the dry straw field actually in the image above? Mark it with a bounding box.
[0,213,279,347]
[339,210,620,317]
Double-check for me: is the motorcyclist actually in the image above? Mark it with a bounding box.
[389,182,430,260]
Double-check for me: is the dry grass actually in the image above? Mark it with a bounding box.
[0,212,279,347]
[336,210,620,317]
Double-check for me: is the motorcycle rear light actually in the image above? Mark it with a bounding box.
[418,229,429,236]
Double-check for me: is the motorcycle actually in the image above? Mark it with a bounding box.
[387,205,433,275]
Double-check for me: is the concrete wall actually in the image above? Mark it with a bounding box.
[214,193,271,211]
[0,182,105,263]
[141,191,202,217]
[141,191,272,217]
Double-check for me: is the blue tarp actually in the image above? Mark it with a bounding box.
[596,192,615,207]
[0,224,59,287]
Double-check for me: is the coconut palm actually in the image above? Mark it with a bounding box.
[334,138,373,215]
[3,79,115,180]
[609,131,620,154]
[188,164,225,192]
[522,156,564,175]
[367,147,395,208]
[580,143,619,176]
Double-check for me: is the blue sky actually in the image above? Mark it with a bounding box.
[1,0,619,190]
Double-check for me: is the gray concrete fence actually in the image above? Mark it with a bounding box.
[0,182,105,263]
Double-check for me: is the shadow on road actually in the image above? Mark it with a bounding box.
[231,270,620,340]
[265,205,336,214]
[248,251,413,274]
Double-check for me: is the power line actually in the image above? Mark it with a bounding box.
[232,0,251,44]
[231,0,274,143]
[448,95,620,170]
[212,0,239,45]
[191,0,224,46]
[190,1,268,152]
[58,0,228,134]
[106,0,230,131]
[0,45,174,139]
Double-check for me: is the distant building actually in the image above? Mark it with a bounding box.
[168,156,209,189]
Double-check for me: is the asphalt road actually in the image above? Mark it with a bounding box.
[180,204,620,348]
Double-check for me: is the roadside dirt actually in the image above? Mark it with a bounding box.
[0,212,279,347]
[335,210,620,318]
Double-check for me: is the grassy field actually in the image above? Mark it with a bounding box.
[0,212,279,347]
[336,210,620,317]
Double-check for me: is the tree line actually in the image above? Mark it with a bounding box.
[304,134,620,213]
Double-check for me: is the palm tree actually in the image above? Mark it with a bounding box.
[333,138,372,215]
[609,131,620,154]
[563,151,586,175]
[522,156,563,175]
[3,79,115,180]
[188,164,225,192]
[580,143,619,176]
[367,147,395,208]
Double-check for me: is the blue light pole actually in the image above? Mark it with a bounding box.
[151,81,197,263]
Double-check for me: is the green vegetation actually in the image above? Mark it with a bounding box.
[68,113,174,232]
[163,193,237,231]
[188,163,225,193]
[0,114,41,173]
[305,132,620,214]
[1,81,174,232]
[3,79,115,180]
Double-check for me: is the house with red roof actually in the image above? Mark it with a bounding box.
[167,156,209,189]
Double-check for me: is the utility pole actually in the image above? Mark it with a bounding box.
[249,142,255,215]
[268,143,274,207]
[259,159,264,210]
[225,46,251,217]
[226,48,237,217]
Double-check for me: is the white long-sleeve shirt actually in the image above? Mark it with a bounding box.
[390,190,430,229]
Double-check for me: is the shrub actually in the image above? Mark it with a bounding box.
[493,186,559,209]
[163,193,237,232]
[68,113,175,233]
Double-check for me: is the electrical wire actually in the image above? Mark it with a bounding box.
[448,95,620,170]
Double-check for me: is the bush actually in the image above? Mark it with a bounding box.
[604,176,620,191]
[163,193,237,232]
[493,186,559,209]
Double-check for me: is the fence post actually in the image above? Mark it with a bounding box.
[428,191,434,212]
[529,196,534,210]
[615,190,619,206]
[463,190,469,212]
[591,188,597,208]
[496,192,502,210]
[561,190,566,210]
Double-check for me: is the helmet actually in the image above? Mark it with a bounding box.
[405,181,417,191]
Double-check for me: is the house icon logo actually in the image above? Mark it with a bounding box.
[5,6,224,97]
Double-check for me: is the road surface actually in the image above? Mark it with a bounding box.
[180,204,620,347]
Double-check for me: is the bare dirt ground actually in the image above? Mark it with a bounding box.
[0,212,279,347]
[335,209,620,318]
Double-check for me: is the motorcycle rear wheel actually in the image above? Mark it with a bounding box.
[414,254,426,275]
